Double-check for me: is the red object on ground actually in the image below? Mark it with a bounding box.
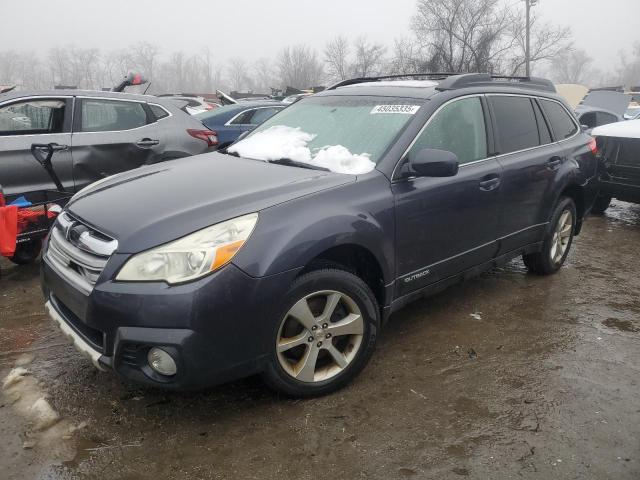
[0,205,18,257]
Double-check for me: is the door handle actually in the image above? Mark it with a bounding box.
[546,156,562,171]
[479,176,501,192]
[136,138,160,147]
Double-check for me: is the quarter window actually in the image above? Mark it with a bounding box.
[409,97,487,165]
[80,99,148,132]
[540,100,578,140]
[149,104,170,120]
[0,99,66,135]
[489,96,540,154]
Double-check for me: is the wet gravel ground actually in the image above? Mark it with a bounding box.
[1,202,639,480]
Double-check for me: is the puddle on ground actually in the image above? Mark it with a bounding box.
[602,318,640,333]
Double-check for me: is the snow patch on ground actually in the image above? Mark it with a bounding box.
[229,125,376,175]
[2,358,85,454]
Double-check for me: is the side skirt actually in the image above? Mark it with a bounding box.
[388,242,542,315]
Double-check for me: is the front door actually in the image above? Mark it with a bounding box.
[393,95,502,295]
[0,97,73,203]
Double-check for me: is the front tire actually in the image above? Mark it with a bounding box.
[262,268,379,397]
[523,197,576,275]
[9,239,42,265]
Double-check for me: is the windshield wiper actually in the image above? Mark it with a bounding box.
[268,158,330,171]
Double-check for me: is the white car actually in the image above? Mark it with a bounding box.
[158,95,220,115]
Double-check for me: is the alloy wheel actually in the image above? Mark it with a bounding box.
[550,209,573,264]
[276,290,364,383]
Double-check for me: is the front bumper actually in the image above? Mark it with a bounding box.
[42,257,300,390]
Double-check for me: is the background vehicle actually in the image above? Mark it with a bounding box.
[196,101,285,149]
[575,90,631,132]
[41,73,598,397]
[591,119,640,213]
[158,94,220,115]
[0,90,217,262]
[281,93,313,104]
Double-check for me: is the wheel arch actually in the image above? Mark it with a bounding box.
[299,243,388,313]
[558,183,585,235]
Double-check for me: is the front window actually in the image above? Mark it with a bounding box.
[229,96,423,174]
[0,98,66,135]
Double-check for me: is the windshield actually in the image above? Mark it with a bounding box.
[228,96,423,174]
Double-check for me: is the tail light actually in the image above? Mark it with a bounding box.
[0,190,5,207]
[588,137,598,155]
[188,129,218,147]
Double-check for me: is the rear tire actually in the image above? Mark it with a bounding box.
[262,268,379,397]
[591,194,611,215]
[523,197,576,276]
[9,239,42,265]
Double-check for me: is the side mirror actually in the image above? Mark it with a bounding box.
[408,148,459,177]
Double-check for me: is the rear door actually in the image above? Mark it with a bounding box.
[488,95,559,254]
[0,96,73,202]
[71,97,166,191]
[393,95,502,294]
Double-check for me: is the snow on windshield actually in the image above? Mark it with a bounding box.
[228,125,376,175]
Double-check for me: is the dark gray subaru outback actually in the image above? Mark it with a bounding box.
[41,74,599,397]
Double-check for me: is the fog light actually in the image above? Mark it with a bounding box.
[147,347,177,376]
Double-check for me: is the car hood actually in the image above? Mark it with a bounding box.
[66,152,353,253]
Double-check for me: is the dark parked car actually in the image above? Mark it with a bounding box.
[591,119,640,213]
[196,101,285,149]
[575,90,630,132]
[0,90,216,261]
[41,73,598,397]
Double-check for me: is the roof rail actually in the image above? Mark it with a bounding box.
[326,73,462,90]
[436,73,556,92]
[326,72,556,93]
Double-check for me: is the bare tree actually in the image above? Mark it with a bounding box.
[549,49,593,84]
[277,45,323,89]
[254,58,275,93]
[351,37,387,77]
[228,57,249,92]
[388,37,421,74]
[616,42,640,87]
[324,36,350,82]
[505,12,572,76]
[412,0,513,73]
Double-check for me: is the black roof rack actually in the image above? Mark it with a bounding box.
[326,73,461,90]
[436,73,555,92]
[327,72,556,93]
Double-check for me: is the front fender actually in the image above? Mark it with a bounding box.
[232,174,395,284]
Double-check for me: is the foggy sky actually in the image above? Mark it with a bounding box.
[2,0,639,71]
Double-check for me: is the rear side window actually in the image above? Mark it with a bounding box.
[248,107,282,125]
[540,100,578,140]
[409,97,487,165]
[489,96,539,154]
[149,104,170,120]
[229,109,255,125]
[533,100,552,145]
[0,98,66,135]
[80,99,148,132]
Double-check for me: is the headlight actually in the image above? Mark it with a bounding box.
[116,213,258,284]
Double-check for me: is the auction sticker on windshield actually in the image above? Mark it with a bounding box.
[370,105,421,114]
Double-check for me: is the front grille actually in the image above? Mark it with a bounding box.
[45,212,117,293]
[51,295,105,353]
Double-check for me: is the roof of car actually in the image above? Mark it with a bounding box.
[0,89,166,103]
[317,73,559,101]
